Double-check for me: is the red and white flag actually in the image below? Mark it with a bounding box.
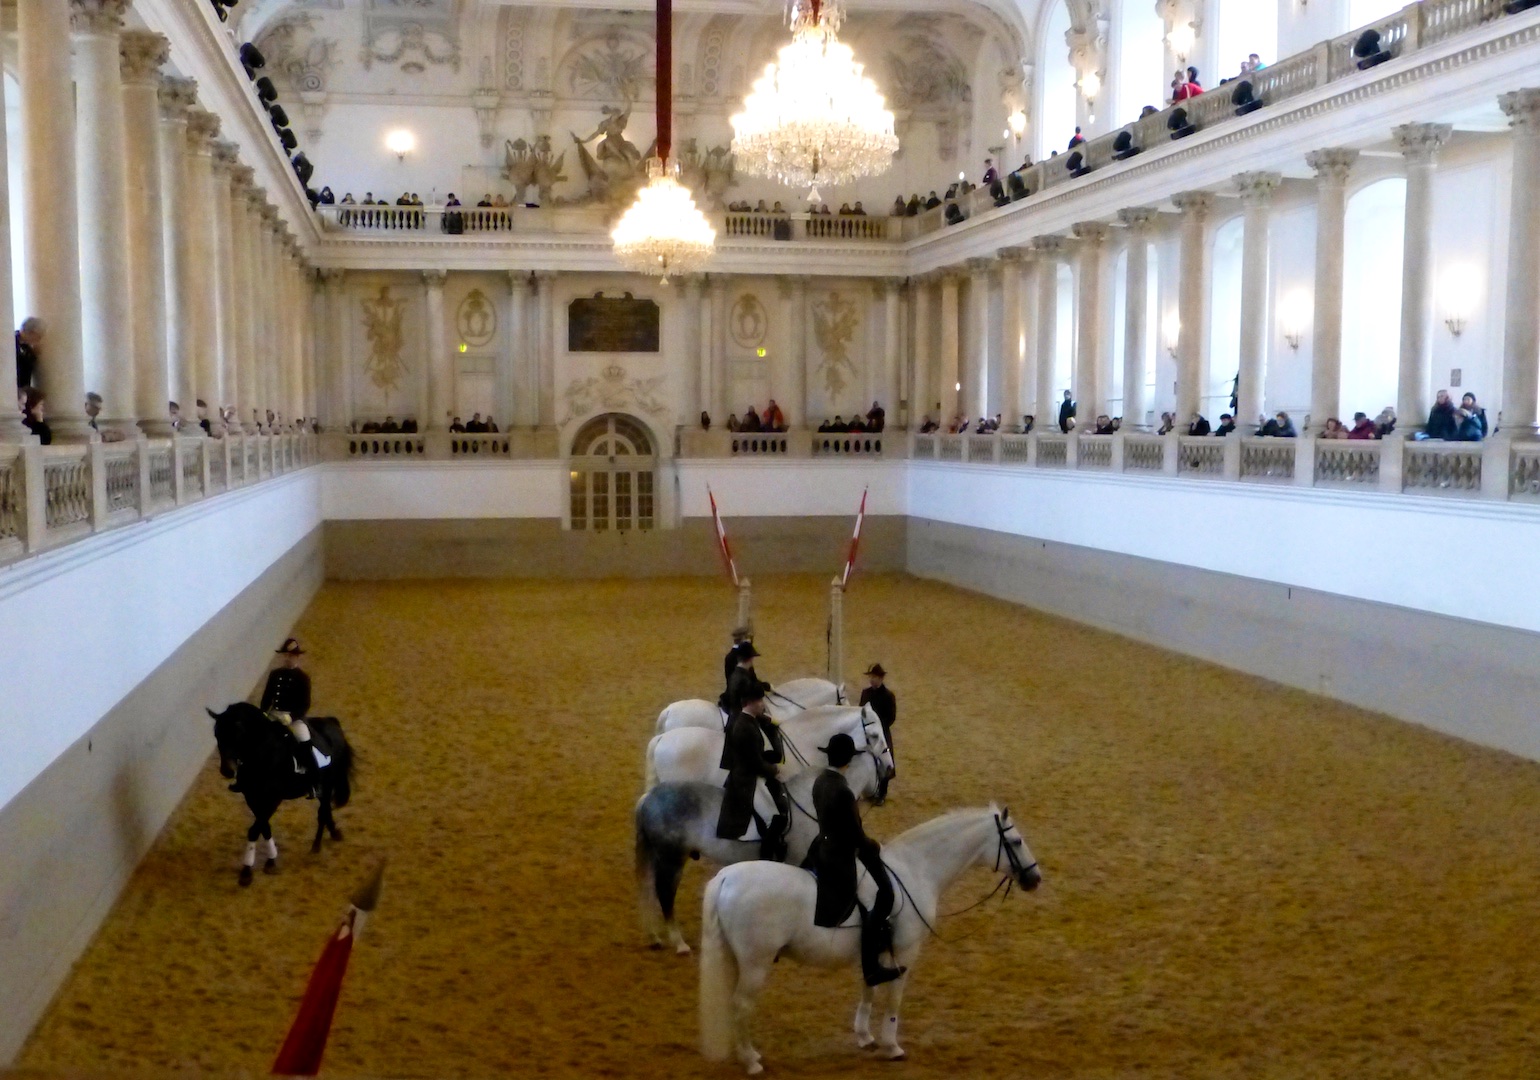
[272,863,386,1077]
[708,487,739,587]
[840,487,868,588]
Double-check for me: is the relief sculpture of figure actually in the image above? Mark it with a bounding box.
[569,105,654,208]
[503,135,568,205]
[360,285,409,391]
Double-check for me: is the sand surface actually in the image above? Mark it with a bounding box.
[19,573,1540,1078]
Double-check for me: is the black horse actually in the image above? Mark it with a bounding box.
[208,703,354,886]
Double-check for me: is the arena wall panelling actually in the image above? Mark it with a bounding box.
[0,475,325,1063]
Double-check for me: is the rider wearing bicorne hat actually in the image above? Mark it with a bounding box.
[724,625,753,688]
[715,682,791,862]
[720,640,771,718]
[257,638,319,798]
[859,663,897,801]
[804,733,905,986]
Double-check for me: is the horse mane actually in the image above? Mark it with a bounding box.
[890,806,1000,847]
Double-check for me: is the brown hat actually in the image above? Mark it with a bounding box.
[276,638,304,656]
[864,663,886,677]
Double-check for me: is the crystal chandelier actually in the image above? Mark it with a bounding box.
[730,0,898,200]
[610,0,714,282]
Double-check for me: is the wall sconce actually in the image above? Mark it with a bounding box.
[385,128,416,162]
[1440,265,1478,338]
[1007,110,1027,138]
[1166,23,1196,64]
[1162,311,1180,359]
[1279,289,1312,351]
[1079,71,1101,104]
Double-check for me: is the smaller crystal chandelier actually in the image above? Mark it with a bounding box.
[731,0,898,202]
[610,0,715,283]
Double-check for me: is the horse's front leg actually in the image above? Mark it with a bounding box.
[876,969,911,1061]
[240,820,260,887]
[261,819,278,875]
[854,983,876,1049]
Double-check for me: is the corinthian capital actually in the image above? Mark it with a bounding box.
[1305,148,1359,185]
[1117,207,1159,231]
[1171,190,1213,215]
[422,269,448,288]
[120,30,170,85]
[1233,171,1281,205]
[158,76,198,122]
[1394,123,1453,164]
[186,108,222,148]
[1500,88,1540,130]
[70,0,130,36]
[1071,221,1111,245]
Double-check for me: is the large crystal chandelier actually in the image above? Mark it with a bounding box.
[611,0,714,282]
[730,0,898,200]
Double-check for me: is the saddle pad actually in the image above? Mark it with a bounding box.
[734,779,781,844]
[312,746,332,768]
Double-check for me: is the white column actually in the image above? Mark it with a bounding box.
[535,271,557,427]
[0,51,21,439]
[710,275,729,419]
[1118,208,1156,430]
[939,271,961,422]
[424,270,450,430]
[1033,236,1065,422]
[290,248,310,422]
[800,280,817,425]
[21,0,90,438]
[909,275,933,426]
[185,109,224,431]
[210,142,241,431]
[996,251,1026,429]
[158,77,196,430]
[510,272,537,428]
[241,188,267,429]
[1172,190,1213,424]
[255,205,280,428]
[1394,125,1452,431]
[121,32,172,434]
[496,271,518,427]
[679,275,701,418]
[1499,92,1540,436]
[322,269,348,431]
[963,259,991,420]
[881,278,901,418]
[73,0,137,433]
[1235,172,1280,430]
[1018,255,1041,431]
[697,276,715,420]
[785,276,809,427]
[224,163,255,432]
[1305,148,1358,432]
[1073,222,1111,423]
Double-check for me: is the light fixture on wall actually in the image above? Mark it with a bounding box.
[385,128,416,162]
[1007,110,1027,138]
[1166,23,1196,64]
[1162,311,1181,359]
[611,0,716,282]
[1279,289,1312,351]
[1440,265,1479,338]
[1079,71,1101,105]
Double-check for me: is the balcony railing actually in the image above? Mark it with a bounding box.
[0,432,317,570]
[909,0,1515,238]
[908,430,1540,504]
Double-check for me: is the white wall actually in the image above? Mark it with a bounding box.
[320,461,564,520]
[0,472,323,814]
[907,460,1540,636]
[675,460,907,518]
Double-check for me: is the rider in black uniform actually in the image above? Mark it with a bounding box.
[858,663,896,801]
[723,625,753,687]
[804,733,905,986]
[720,640,771,718]
[715,683,790,862]
[256,638,319,797]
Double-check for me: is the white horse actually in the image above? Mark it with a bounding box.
[634,748,883,954]
[698,806,1041,1074]
[655,677,845,734]
[644,705,892,790]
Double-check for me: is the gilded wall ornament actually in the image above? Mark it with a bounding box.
[561,362,668,425]
[812,291,861,396]
[729,294,768,349]
[456,289,497,348]
[360,285,410,391]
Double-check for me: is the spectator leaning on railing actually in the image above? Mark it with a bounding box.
[15,317,43,391]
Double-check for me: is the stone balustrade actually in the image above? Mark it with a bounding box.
[908,0,1516,238]
[323,430,559,461]
[0,433,316,569]
[908,431,1540,503]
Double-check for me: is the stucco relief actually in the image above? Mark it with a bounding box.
[812,292,861,396]
[729,294,768,350]
[360,286,410,391]
[456,290,497,348]
[560,363,668,426]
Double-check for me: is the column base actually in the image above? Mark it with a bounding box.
[0,417,35,443]
[49,419,100,444]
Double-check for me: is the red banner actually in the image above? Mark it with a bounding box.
[708,487,739,587]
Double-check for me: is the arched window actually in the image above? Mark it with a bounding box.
[1349,0,1406,30]
[1208,215,1246,421]
[1113,0,1167,127]
[568,413,656,532]
[1037,1,1078,161]
[1212,0,1277,82]
[1341,178,1406,421]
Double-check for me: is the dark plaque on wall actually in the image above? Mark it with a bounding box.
[568,292,660,353]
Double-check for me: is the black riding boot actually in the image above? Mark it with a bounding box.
[759,814,788,862]
[860,914,906,986]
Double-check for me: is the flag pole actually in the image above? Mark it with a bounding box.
[709,486,750,632]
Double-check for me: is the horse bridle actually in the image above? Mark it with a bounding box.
[992,812,1038,888]
[856,706,892,778]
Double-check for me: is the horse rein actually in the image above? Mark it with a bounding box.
[885,814,1036,943]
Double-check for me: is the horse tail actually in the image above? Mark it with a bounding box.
[635,799,661,935]
[698,873,738,1062]
[644,734,663,790]
[316,719,355,809]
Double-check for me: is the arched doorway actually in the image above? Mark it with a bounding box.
[568,413,657,532]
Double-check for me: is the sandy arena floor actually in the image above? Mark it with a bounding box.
[18,573,1540,1078]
